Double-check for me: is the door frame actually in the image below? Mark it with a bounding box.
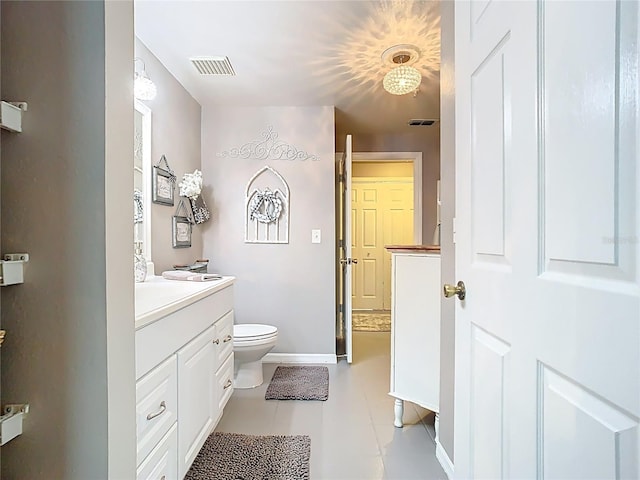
[334,149,424,361]
[351,151,423,245]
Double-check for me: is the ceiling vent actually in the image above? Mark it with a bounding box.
[408,119,438,126]
[190,57,236,76]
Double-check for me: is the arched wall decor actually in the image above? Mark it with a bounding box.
[218,126,319,161]
[245,166,290,244]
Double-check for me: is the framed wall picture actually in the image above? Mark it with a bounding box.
[152,155,176,206]
[172,215,192,248]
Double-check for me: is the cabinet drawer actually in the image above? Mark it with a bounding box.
[216,352,234,411]
[136,356,178,466]
[215,310,234,365]
[137,424,178,480]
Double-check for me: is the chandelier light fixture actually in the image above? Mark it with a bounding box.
[381,45,422,96]
[134,57,157,101]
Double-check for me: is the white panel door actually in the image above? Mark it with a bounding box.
[454,2,639,479]
[352,183,384,310]
[383,183,414,309]
[352,180,414,310]
[338,135,354,363]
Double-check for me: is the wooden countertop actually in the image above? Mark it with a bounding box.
[385,244,441,253]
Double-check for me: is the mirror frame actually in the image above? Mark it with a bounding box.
[135,100,153,266]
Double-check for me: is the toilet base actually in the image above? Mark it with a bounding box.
[234,359,265,389]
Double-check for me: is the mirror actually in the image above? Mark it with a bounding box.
[134,100,152,263]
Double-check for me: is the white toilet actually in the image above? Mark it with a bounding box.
[233,324,278,389]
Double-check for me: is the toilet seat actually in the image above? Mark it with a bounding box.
[234,324,277,344]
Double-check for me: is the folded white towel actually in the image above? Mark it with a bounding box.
[162,270,222,282]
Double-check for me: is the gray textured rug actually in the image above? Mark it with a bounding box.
[185,432,310,480]
[265,366,329,401]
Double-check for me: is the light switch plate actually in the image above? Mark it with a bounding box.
[311,229,321,244]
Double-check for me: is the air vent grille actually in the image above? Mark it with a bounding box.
[408,119,438,126]
[190,57,236,76]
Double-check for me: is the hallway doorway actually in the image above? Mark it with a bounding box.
[350,154,422,359]
[335,147,423,362]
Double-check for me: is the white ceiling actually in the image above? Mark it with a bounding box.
[134,0,441,137]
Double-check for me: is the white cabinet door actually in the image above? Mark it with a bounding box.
[177,325,217,478]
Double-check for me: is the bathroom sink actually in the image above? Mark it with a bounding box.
[135,275,232,328]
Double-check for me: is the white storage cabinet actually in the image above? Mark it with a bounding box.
[389,251,441,429]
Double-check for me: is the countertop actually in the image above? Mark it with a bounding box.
[135,275,235,330]
[385,244,441,253]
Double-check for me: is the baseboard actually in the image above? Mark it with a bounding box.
[436,441,454,479]
[262,353,337,364]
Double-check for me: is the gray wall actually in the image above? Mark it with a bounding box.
[202,106,336,355]
[1,2,136,478]
[135,39,203,273]
[348,127,441,244]
[438,0,456,463]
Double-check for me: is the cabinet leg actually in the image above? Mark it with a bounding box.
[394,399,404,428]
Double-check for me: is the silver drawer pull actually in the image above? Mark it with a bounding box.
[223,335,233,343]
[213,338,220,345]
[160,476,166,480]
[223,379,233,390]
[146,401,167,421]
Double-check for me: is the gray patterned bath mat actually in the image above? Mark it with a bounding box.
[185,432,310,480]
[265,366,329,401]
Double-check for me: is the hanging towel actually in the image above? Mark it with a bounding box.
[162,270,222,282]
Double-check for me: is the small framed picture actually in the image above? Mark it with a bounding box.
[152,165,175,206]
[172,216,192,248]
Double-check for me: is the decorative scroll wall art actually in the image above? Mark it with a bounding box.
[245,166,290,244]
[218,126,319,161]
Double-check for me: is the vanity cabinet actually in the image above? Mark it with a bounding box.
[135,280,234,480]
[388,249,441,428]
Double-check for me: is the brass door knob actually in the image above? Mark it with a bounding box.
[443,281,466,300]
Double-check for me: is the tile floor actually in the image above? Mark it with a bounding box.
[216,332,447,479]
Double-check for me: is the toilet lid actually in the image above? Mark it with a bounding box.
[234,324,277,340]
